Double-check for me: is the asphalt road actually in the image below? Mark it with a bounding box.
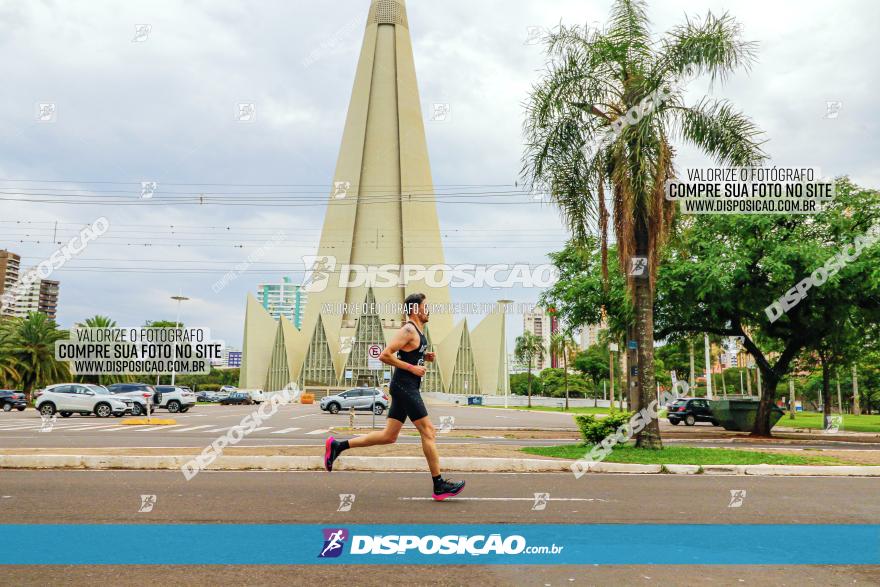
[0,403,581,448]
[3,403,877,452]
[2,470,879,585]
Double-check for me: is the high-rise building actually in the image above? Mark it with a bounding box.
[239,0,504,394]
[257,277,307,328]
[0,250,21,317]
[523,307,552,370]
[578,320,607,350]
[12,273,59,320]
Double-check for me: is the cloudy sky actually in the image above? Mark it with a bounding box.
[1,0,877,348]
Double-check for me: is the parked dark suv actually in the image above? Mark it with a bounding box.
[667,398,719,426]
[0,390,27,411]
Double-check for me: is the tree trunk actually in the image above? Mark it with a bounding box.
[751,366,779,437]
[788,378,796,420]
[633,223,660,449]
[836,370,843,415]
[563,354,569,411]
[853,364,860,416]
[527,359,533,408]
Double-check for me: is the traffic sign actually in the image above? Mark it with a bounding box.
[367,344,383,370]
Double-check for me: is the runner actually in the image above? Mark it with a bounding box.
[324,292,465,501]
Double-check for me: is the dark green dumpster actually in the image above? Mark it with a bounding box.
[708,399,785,432]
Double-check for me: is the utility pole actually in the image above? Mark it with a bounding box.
[789,378,796,419]
[608,342,616,409]
[704,334,713,399]
[688,339,696,390]
[170,295,189,385]
[852,365,860,416]
[498,299,513,409]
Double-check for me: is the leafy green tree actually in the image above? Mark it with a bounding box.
[145,320,183,328]
[574,344,610,406]
[510,372,544,397]
[523,0,765,448]
[550,331,579,409]
[540,368,591,399]
[515,331,545,408]
[654,179,880,435]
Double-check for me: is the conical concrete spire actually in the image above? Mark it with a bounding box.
[241,1,504,392]
[299,0,453,360]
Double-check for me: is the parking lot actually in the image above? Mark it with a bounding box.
[0,402,582,449]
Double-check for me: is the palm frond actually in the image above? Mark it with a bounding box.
[674,97,767,167]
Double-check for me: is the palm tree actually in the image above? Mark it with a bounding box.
[514,332,545,408]
[6,313,70,401]
[76,315,132,385]
[550,331,578,410]
[523,0,765,447]
[0,319,22,387]
[80,315,116,329]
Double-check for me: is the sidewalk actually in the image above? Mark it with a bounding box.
[2,444,879,475]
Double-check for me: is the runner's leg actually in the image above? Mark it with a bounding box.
[347,417,402,448]
[412,416,439,477]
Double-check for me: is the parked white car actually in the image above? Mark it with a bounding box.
[239,388,265,404]
[154,385,197,413]
[35,384,130,418]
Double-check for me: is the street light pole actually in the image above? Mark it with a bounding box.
[704,334,713,399]
[170,295,189,385]
[498,299,514,409]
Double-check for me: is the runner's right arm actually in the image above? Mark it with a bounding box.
[380,324,425,377]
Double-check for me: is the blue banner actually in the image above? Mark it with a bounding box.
[1,524,877,565]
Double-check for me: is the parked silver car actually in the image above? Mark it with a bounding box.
[320,387,389,415]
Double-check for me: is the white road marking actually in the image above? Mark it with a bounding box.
[175,425,215,432]
[398,497,608,502]
[290,414,314,420]
[102,425,149,432]
[271,427,301,434]
[250,427,272,433]
[140,424,184,432]
[306,429,329,435]
[63,424,109,430]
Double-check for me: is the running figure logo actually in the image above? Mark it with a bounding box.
[629,257,648,277]
[138,494,157,513]
[728,489,747,508]
[337,494,355,512]
[532,492,550,511]
[438,416,454,434]
[825,415,843,434]
[39,413,57,433]
[318,528,349,558]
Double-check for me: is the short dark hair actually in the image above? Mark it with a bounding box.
[403,292,426,316]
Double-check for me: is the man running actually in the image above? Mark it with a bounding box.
[324,292,465,501]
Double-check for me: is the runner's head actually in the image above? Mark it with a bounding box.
[404,292,429,324]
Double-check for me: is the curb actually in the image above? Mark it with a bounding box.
[1,455,880,476]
